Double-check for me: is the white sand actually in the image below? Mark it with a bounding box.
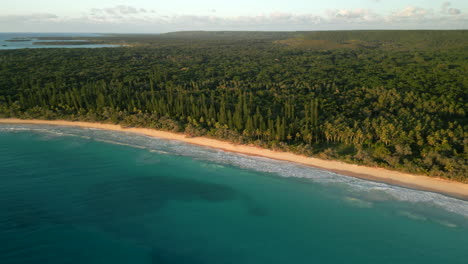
[1,118,467,200]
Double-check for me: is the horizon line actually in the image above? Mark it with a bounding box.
[1,28,468,34]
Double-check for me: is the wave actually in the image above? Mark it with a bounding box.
[2,123,468,219]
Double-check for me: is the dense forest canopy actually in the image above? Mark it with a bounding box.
[0,30,467,182]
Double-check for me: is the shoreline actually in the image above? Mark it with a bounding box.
[1,118,467,201]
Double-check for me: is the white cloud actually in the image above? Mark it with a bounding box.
[1,5,467,33]
[91,5,142,16]
[448,8,462,15]
[442,2,451,12]
[327,9,380,23]
[0,13,58,22]
[441,2,462,16]
[390,6,432,21]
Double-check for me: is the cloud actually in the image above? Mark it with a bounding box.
[1,5,467,33]
[441,2,462,15]
[448,8,462,15]
[0,13,59,23]
[390,6,432,20]
[442,1,451,11]
[327,9,380,23]
[84,5,468,27]
[91,5,143,16]
[85,8,324,28]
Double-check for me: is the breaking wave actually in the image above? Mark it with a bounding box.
[2,124,468,218]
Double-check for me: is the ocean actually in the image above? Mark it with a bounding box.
[0,124,467,264]
[0,33,120,50]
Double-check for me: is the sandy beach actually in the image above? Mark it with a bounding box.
[1,118,467,200]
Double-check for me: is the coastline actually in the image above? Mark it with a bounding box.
[1,118,467,200]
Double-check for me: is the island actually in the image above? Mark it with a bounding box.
[5,39,32,42]
[0,30,467,194]
[32,41,96,46]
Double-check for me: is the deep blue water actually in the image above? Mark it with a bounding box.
[0,33,120,50]
[1,124,467,264]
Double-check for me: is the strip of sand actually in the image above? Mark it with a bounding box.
[1,118,467,200]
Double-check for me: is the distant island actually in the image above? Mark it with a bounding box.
[5,39,32,42]
[33,41,96,46]
[36,37,79,40]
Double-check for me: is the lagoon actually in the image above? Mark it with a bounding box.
[1,124,468,264]
[0,33,119,50]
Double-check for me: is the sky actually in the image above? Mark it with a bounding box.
[1,0,467,32]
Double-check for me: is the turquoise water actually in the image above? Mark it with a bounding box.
[0,33,119,50]
[1,124,468,264]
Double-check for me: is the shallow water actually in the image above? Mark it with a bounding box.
[1,124,467,264]
[0,33,119,50]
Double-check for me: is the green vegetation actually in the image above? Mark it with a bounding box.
[277,30,468,50]
[0,30,467,182]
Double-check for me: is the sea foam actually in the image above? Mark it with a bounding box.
[2,124,468,219]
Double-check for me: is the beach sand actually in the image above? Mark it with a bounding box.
[1,118,467,200]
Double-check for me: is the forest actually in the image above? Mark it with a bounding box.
[0,30,467,182]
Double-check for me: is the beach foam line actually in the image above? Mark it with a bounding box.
[1,118,468,201]
[3,121,468,218]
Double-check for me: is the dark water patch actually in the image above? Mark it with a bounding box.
[86,176,239,220]
[150,247,206,264]
[94,222,156,247]
[246,204,268,217]
[0,199,59,230]
[2,126,468,264]
[240,196,268,217]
